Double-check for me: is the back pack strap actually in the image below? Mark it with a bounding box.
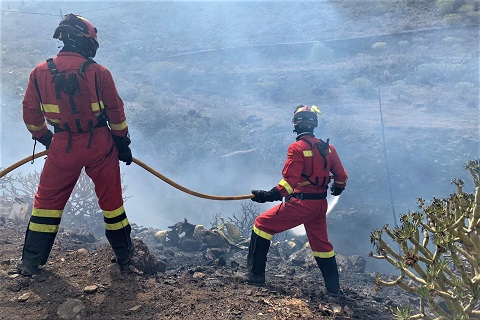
[64,123,72,153]
[79,58,96,77]
[300,137,330,187]
[87,120,94,149]
[46,58,58,75]
[317,139,330,171]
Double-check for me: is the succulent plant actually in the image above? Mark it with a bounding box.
[371,159,480,319]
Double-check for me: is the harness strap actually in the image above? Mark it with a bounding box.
[299,137,330,186]
[46,58,58,75]
[79,58,96,77]
[87,120,94,149]
[288,192,327,200]
[64,123,72,153]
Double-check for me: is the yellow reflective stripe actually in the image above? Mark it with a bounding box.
[303,150,313,157]
[279,179,293,194]
[105,218,129,231]
[41,103,60,113]
[313,250,335,258]
[25,122,46,131]
[103,205,125,218]
[253,225,273,240]
[91,100,104,112]
[28,222,59,233]
[46,117,60,124]
[109,120,127,131]
[32,208,63,218]
[334,180,346,185]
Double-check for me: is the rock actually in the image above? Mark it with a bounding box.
[192,272,205,279]
[177,237,201,252]
[75,248,89,256]
[288,247,316,267]
[128,305,142,311]
[336,253,366,273]
[17,292,31,302]
[108,263,121,278]
[57,298,86,320]
[0,259,11,266]
[154,230,168,243]
[9,276,30,292]
[193,225,206,241]
[130,238,167,275]
[83,285,98,293]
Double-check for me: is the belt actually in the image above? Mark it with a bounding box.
[289,192,327,200]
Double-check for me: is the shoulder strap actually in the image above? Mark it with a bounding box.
[79,58,96,77]
[315,139,330,171]
[46,58,58,75]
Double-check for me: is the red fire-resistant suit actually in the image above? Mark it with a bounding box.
[244,132,348,293]
[254,133,347,256]
[21,52,132,267]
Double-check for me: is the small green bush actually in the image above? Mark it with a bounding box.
[309,42,335,62]
[349,77,376,98]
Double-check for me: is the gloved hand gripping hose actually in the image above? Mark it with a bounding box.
[0,151,254,201]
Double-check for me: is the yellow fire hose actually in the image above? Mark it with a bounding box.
[0,151,254,201]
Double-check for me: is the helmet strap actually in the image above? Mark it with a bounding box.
[293,124,314,135]
[61,38,96,58]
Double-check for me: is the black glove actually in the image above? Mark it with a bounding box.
[330,184,344,196]
[113,133,132,165]
[34,130,53,149]
[251,187,282,203]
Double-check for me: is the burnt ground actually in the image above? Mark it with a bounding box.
[0,220,418,320]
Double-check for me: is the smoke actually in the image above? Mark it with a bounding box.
[291,194,339,235]
[2,1,479,276]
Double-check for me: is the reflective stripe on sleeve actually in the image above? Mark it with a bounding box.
[25,122,46,131]
[278,179,293,194]
[109,120,127,131]
[91,101,105,112]
[41,103,60,113]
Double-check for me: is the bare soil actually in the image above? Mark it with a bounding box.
[0,220,416,320]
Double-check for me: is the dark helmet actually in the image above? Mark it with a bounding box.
[53,14,99,57]
[292,105,321,129]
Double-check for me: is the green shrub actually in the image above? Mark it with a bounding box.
[436,0,457,14]
[349,77,376,98]
[370,159,480,319]
[443,13,463,24]
[309,42,335,62]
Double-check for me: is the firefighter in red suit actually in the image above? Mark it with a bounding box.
[239,105,348,294]
[16,14,133,275]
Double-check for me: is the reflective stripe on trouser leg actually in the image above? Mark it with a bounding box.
[103,205,132,265]
[22,208,63,266]
[246,226,272,275]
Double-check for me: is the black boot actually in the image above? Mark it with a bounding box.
[315,256,340,294]
[17,223,58,274]
[105,223,133,266]
[238,230,271,285]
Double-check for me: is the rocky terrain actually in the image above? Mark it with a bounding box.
[0,218,417,320]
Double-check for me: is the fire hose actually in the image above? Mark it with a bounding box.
[0,151,254,201]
